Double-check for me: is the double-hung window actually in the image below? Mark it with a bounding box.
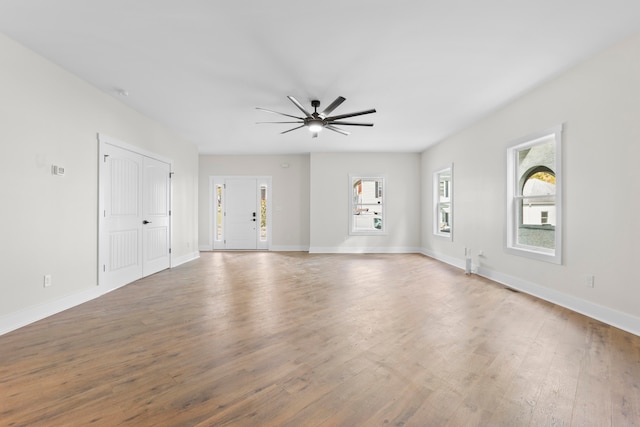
[433,166,453,239]
[506,125,563,263]
[350,175,385,235]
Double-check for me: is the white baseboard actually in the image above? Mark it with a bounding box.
[172,251,200,267]
[421,248,640,337]
[309,246,421,254]
[270,245,309,252]
[0,287,103,336]
[198,246,309,252]
[420,248,465,270]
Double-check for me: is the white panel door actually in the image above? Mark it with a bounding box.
[100,144,144,290]
[225,178,258,250]
[99,138,172,289]
[142,156,171,276]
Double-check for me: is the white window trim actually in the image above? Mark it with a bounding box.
[433,164,453,240]
[349,174,387,235]
[505,125,563,264]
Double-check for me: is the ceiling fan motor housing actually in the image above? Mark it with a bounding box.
[306,100,325,130]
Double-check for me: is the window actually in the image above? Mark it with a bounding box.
[260,185,267,241]
[506,125,562,263]
[433,166,453,239]
[215,184,223,242]
[350,175,385,234]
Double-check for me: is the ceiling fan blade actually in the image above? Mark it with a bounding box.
[256,121,304,124]
[328,121,374,127]
[325,125,351,136]
[326,108,376,121]
[280,124,306,134]
[287,96,312,118]
[319,96,346,119]
[256,107,303,120]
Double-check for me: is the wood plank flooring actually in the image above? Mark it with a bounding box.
[1,252,639,426]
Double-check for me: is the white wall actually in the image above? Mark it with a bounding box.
[310,153,421,253]
[198,154,310,251]
[0,33,199,333]
[421,32,640,334]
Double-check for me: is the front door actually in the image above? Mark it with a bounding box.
[225,178,258,249]
[211,176,271,250]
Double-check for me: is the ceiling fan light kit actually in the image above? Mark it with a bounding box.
[256,96,376,138]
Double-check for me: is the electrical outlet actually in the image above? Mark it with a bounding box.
[585,275,595,288]
[478,250,484,257]
[43,275,52,288]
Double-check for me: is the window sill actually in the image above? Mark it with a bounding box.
[505,245,561,264]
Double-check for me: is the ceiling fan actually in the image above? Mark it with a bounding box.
[256,96,376,138]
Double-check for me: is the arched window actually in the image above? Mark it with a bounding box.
[520,168,556,245]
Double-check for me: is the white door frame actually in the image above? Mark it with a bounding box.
[208,176,272,251]
[98,133,173,289]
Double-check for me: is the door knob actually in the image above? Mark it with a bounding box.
[143,220,151,224]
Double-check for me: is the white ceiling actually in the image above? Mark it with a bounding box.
[1,1,640,155]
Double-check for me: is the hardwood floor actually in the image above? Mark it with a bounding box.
[1,252,639,426]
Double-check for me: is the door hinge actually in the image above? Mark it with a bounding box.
[223,183,226,189]
[103,154,109,163]
[169,248,172,254]
[169,172,174,178]
[103,265,106,272]
[169,210,171,216]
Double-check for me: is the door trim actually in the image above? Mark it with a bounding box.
[97,133,173,288]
